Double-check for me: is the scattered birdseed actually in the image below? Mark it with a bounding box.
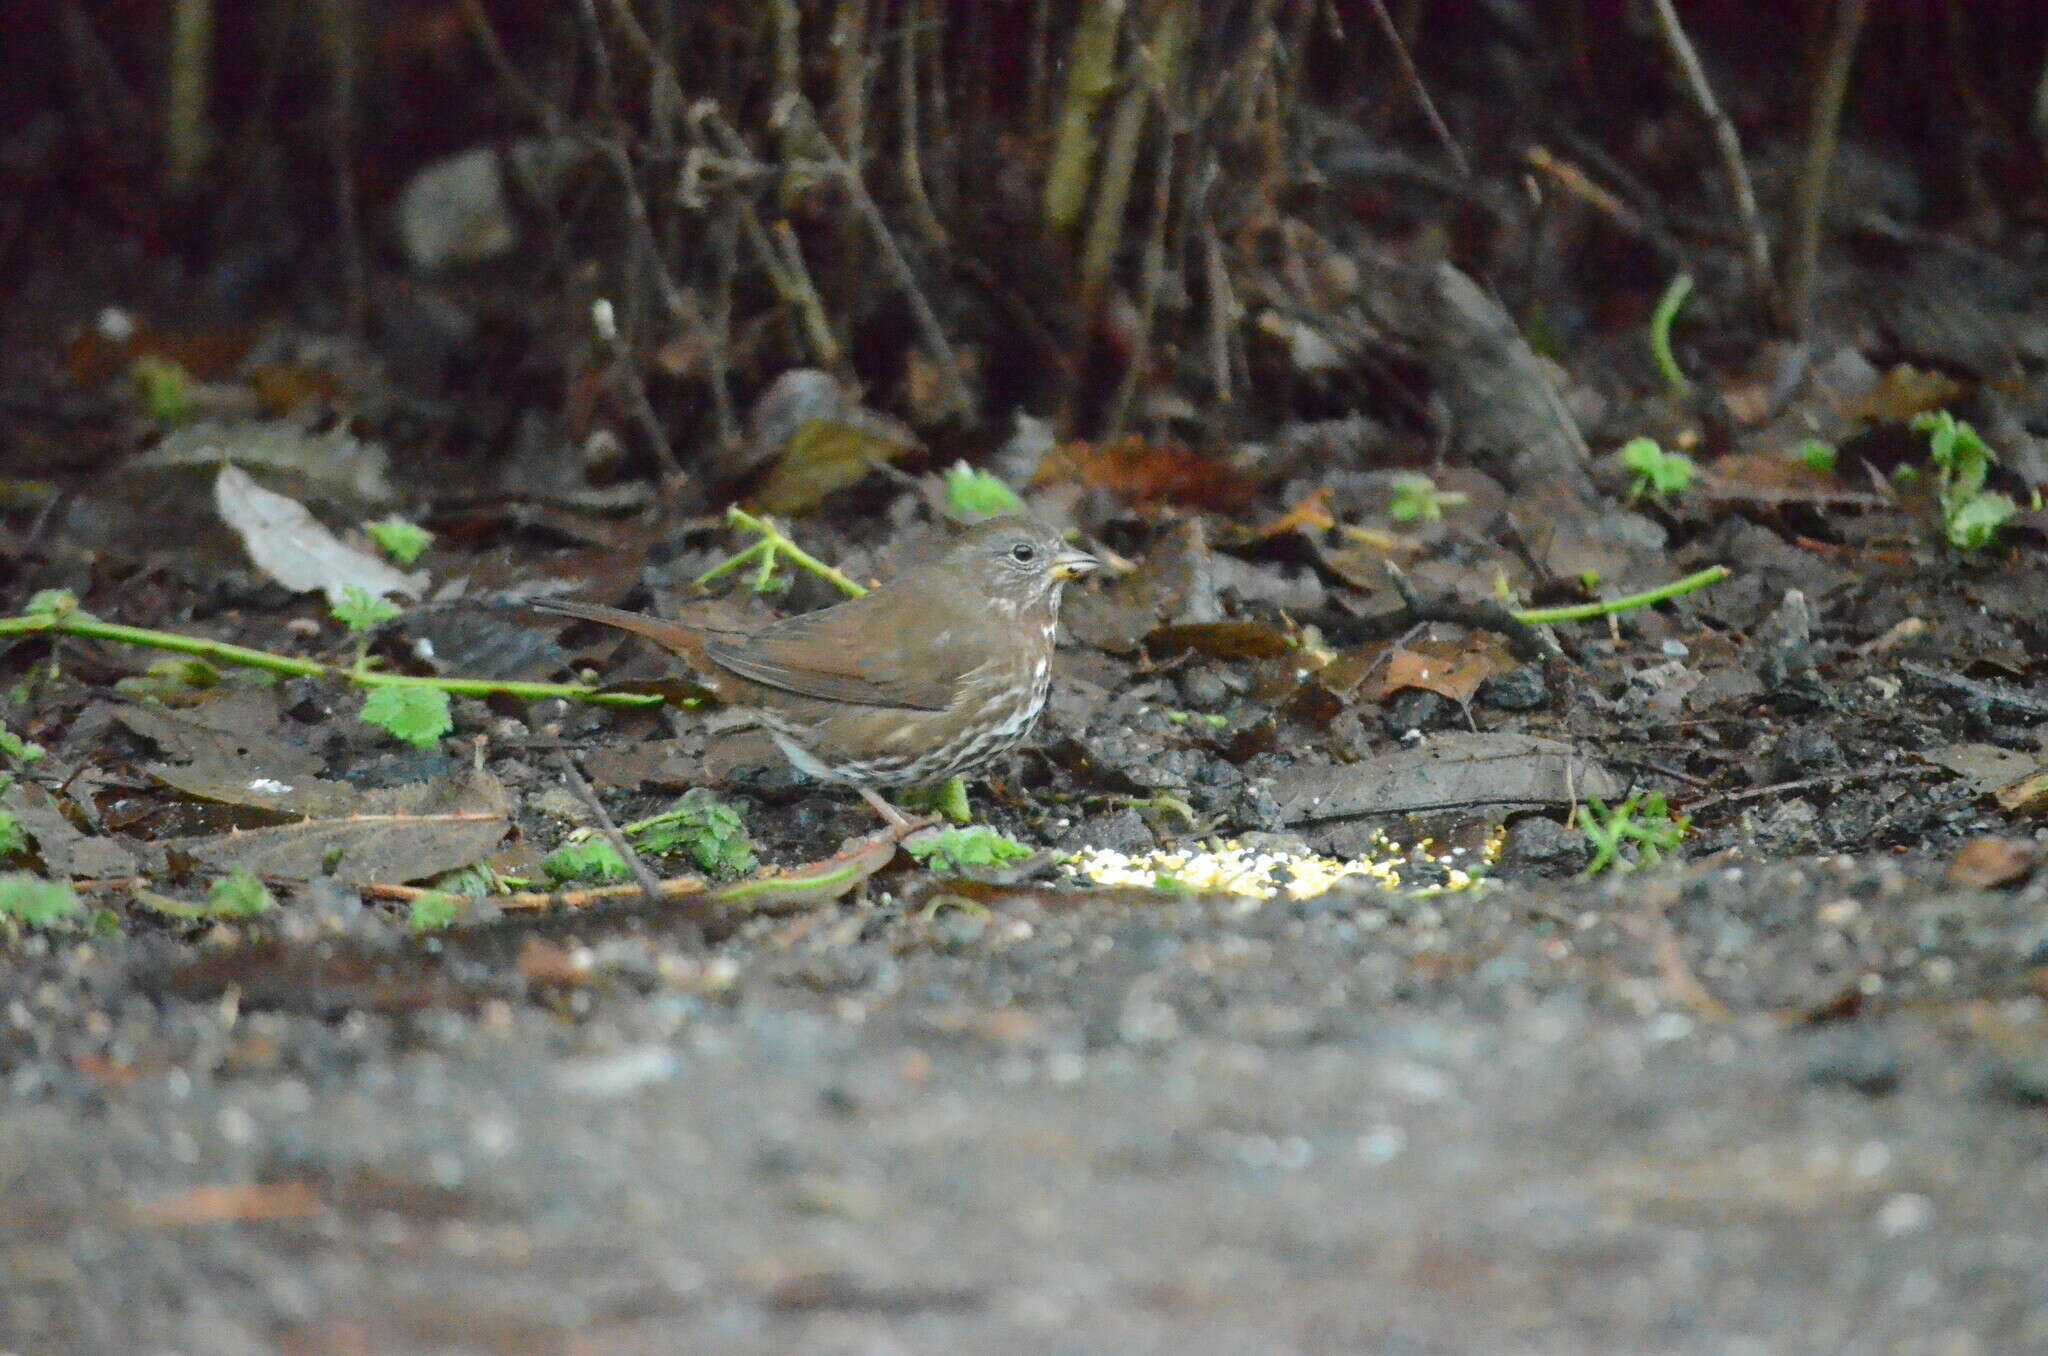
[1063,828,1501,901]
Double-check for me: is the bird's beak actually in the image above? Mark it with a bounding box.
[1049,545,1101,582]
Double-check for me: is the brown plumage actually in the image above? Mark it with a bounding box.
[535,515,1099,827]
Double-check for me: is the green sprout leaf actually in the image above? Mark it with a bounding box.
[408,890,467,932]
[1619,437,1696,501]
[332,587,402,634]
[626,788,758,878]
[1914,411,2012,552]
[130,355,196,425]
[365,518,434,566]
[207,869,275,919]
[23,589,78,619]
[542,832,631,885]
[1579,792,1690,877]
[114,657,225,701]
[1945,491,2018,552]
[898,777,972,824]
[1387,473,1469,524]
[1794,439,1837,473]
[0,873,81,927]
[0,723,45,765]
[359,686,452,749]
[0,808,26,859]
[905,826,1034,875]
[942,462,1024,522]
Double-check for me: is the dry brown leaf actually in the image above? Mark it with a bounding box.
[1035,436,1254,511]
[1364,635,1517,704]
[1944,836,2037,889]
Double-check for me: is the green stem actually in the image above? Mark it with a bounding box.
[1512,565,1728,625]
[1649,272,1694,399]
[720,506,869,597]
[693,537,771,589]
[0,613,663,708]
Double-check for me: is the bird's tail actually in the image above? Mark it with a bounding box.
[531,598,706,659]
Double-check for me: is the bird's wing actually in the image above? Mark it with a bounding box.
[701,592,965,711]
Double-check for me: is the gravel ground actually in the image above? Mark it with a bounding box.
[7,855,2047,1354]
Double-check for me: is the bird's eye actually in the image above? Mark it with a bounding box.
[1010,542,1036,563]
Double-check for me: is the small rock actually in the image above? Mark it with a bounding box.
[1480,664,1549,711]
[1501,815,1586,874]
[1381,688,1451,738]
[1770,729,1843,779]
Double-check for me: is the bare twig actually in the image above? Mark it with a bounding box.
[165,0,213,193]
[1043,0,1127,232]
[555,750,665,911]
[785,98,976,421]
[896,1,949,248]
[1645,0,1777,312]
[1106,91,1179,437]
[317,0,368,338]
[1081,0,1187,312]
[1363,0,1469,179]
[1780,0,1872,332]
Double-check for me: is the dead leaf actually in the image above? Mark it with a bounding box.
[1364,635,1516,704]
[1838,364,1968,425]
[1145,621,1297,661]
[118,692,324,781]
[1945,837,2037,889]
[1035,435,1254,511]
[214,465,424,602]
[1268,732,1625,824]
[743,370,921,514]
[1253,487,1336,538]
[1919,743,2040,798]
[167,768,511,885]
[1,780,139,880]
[1061,520,1220,654]
[142,418,396,506]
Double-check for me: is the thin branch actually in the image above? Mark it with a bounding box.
[785,98,976,421]
[1780,0,1872,332]
[556,750,665,910]
[1646,0,1777,312]
[1363,0,1469,179]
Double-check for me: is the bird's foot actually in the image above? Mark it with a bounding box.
[858,786,940,840]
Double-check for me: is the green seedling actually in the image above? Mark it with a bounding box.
[1619,437,1696,502]
[625,788,758,878]
[1579,792,1690,877]
[0,873,81,928]
[904,826,1033,875]
[365,518,434,565]
[0,805,25,859]
[408,890,467,933]
[0,722,44,766]
[208,869,275,918]
[331,587,401,634]
[1388,473,1469,524]
[358,685,452,749]
[23,589,78,619]
[542,832,632,886]
[899,776,972,824]
[1914,411,2017,552]
[130,355,196,425]
[1794,439,1837,473]
[943,461,1024,522]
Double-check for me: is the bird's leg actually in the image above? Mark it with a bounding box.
[857,786,933,838]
